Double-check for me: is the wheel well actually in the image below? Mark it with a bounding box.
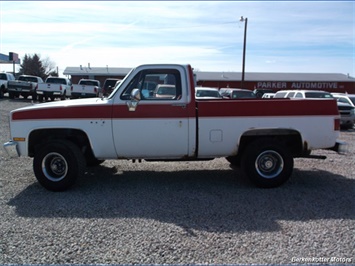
[239,129,303,157]
[28,128,92,158]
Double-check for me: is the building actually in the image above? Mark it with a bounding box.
[63,66,355,94]
[63,66,131,86]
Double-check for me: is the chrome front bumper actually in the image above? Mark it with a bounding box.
[3,141,19,158]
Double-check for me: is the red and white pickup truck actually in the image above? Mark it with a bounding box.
[3,64,345,191]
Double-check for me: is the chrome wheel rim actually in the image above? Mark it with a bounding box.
[255,150,284,179]
[42,152,68,182]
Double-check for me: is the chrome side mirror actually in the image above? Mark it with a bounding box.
[131,88,141,101]
[127,88,141,111]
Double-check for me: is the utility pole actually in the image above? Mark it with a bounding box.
[240,16,248,88]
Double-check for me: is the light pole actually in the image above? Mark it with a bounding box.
[240,16,247,88]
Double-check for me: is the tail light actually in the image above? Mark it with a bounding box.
[60,85,63,91]
[71,85,73,91]
[94,87,97,93]
[334,118,340,131]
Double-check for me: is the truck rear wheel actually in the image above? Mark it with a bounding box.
[241,139,293,188]
[33,140,85,191]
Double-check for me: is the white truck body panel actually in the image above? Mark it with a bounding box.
[197,116,338,157]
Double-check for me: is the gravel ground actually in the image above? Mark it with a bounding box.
[0,97,354,265]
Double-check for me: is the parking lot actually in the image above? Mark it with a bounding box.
[0,96,354,264]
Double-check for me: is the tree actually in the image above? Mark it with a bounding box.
[19,53,57,80]
[41,56,57,77]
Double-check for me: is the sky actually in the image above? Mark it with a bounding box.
[0,1,354,77]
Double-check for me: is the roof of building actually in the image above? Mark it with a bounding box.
[63,66,132,76]
[63,66,355,82]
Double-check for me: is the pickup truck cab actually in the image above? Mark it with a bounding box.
[7,75,44,100]
[71,79,101,99]
[0,72,15,98]
[3,64,344,191]
[36,77,72,101]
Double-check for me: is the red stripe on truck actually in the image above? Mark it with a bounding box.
[197,98,339,117]
[12,98,339,121]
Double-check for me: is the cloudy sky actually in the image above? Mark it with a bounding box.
[0,1,354,77]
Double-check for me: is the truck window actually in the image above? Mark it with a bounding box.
[287,92,295,98]
[46,78,69,85]
[120,69,182,100]
[295,92,303,98]
[19,76,41,82]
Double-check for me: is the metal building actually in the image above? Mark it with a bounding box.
[63,66,355,94]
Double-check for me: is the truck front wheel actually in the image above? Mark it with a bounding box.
[241,139,293,188]
[33,140,85,191]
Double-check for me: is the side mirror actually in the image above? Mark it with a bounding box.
[127,88,141,111]
[131,88,141,101]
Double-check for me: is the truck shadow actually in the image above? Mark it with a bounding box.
[7,165,355,233]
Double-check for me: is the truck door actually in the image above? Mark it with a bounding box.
[112,67,192,159]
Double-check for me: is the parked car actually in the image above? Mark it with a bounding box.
[219,88,256,99]
[331,93,355,107]
[71,79,101,99]
[274,90,355,129]
[195,87,222,99]
[7,75,43,100]
[36,77,72,101]
[274,90,333,99]
[102,78,121,96]
[262,93,276,98]
[154,84,176,99]
[0,72,15,98]
[253,88,274,98]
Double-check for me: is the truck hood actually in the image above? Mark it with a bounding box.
[11,98,113,121]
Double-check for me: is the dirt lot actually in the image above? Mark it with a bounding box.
[0,97,354,264]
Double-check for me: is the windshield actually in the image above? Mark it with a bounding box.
[348,97,355,105]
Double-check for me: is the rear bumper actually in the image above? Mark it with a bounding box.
[3,141,19,158]
[37,91,62,96]
[8,88,33,93]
